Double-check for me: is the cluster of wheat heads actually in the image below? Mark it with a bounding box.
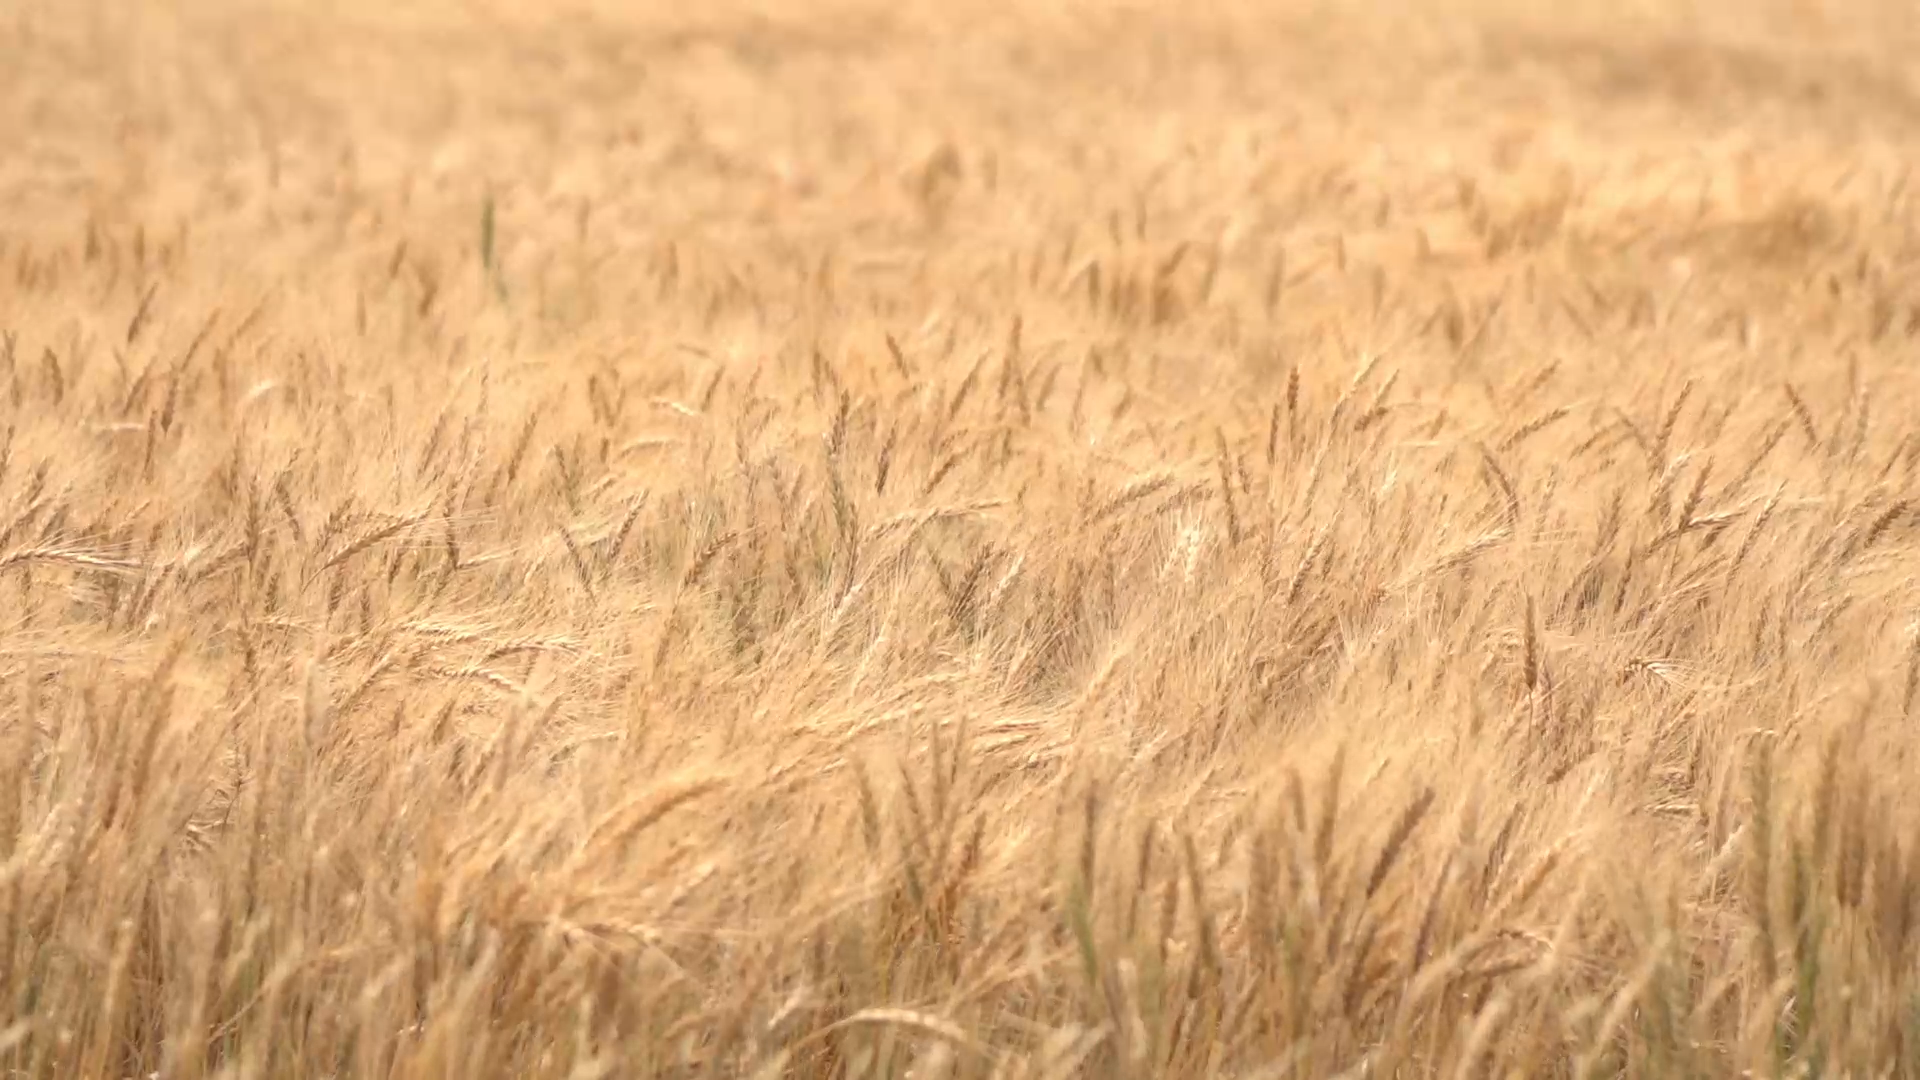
[6,0,1920,1076]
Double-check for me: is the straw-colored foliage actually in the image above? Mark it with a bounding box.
[5,0,1920,1075]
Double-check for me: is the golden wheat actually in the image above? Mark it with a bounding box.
[5,0,1920,1076]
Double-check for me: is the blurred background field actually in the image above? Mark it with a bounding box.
[5,1,1920,1076]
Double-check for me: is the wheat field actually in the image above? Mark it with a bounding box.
[6,0,1920,1076]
